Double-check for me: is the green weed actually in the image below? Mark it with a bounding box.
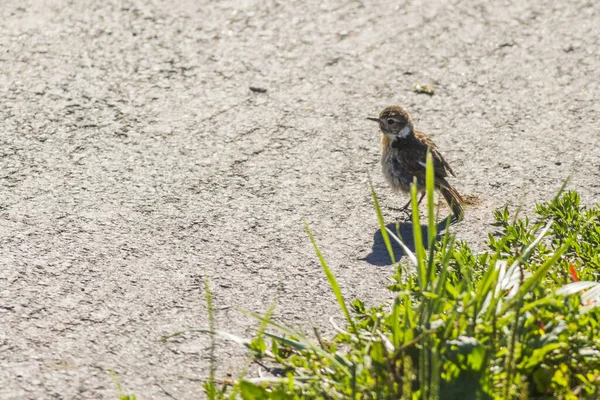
[163,162,600,399]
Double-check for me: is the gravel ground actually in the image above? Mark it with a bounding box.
[1,0,598,398]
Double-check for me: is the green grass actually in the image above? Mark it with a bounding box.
[160,161,600,399]
[110,370,137,400]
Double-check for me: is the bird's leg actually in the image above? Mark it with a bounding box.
[390,193,425,214]
[388,198,411,213]
[402,193,426,210]
[399,197,412,211]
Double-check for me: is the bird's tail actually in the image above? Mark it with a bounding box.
[440,185,464,222]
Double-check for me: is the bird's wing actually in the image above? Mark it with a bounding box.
[414,131,456,178]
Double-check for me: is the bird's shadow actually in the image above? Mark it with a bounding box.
[363,216,453,266]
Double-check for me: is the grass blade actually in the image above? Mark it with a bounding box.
[242,310,353,374]
[411,179,426,289]
[501,241,571,314]
[305,222,357,333]
[370,178,396,264]
[385,227,418,267]
[204,276,216,398]
[391,297,401,349]
[556,281,598,296]
[426,151,436,260]
[509,220,554,268]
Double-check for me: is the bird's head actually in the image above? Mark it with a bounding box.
[367,106,414,139]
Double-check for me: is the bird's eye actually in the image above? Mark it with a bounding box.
[387,119,395,125]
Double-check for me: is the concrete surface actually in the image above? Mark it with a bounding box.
[1,0,598,398]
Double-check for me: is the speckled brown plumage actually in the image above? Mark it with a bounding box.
[369,106,464,221]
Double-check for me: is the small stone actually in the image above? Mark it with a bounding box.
[414,83,435,95]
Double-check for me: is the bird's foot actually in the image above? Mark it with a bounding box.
[389,205,412,221]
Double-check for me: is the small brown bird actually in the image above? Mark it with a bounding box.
[368,106,464,221]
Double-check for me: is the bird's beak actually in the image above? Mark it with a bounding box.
[366,117,380,122]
